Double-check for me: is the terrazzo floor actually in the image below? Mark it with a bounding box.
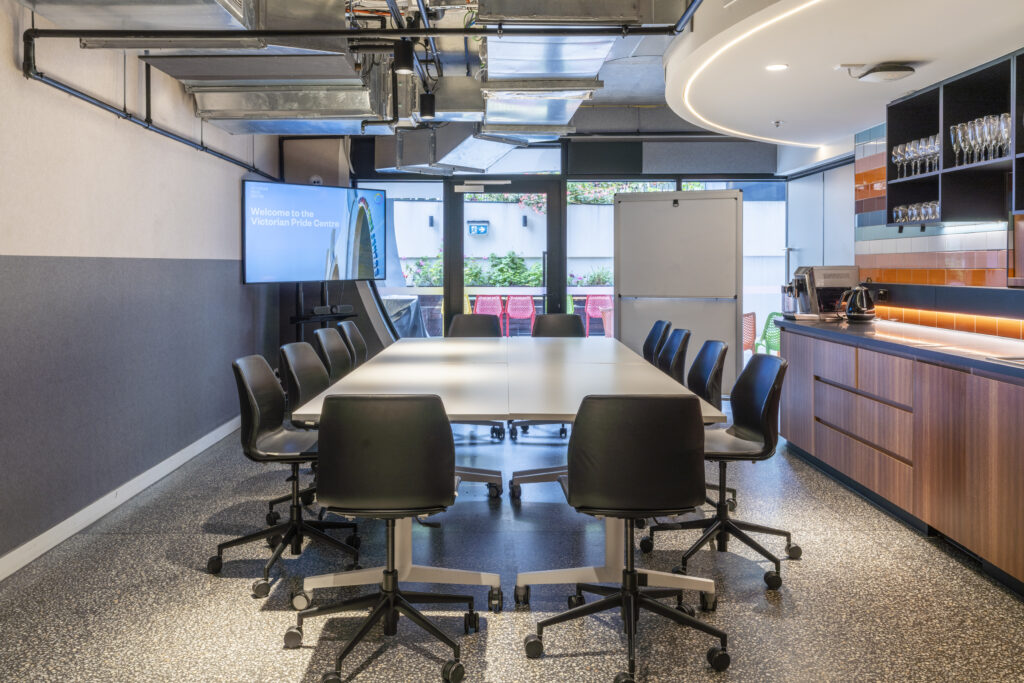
[1,423,1022,683]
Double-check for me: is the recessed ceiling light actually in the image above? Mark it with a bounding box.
[765,64,789,71]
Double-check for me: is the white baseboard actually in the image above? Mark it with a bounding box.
[0,416,240,584]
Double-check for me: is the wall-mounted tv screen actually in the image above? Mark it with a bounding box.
[243,180,386,284]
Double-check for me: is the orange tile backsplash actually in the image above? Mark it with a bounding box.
[875,305,1024,340]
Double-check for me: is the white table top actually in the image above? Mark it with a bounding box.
[292,337,726,424]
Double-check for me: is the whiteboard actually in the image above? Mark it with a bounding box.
[613,191,741,298]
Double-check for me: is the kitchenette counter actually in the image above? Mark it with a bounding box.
[775,317,1024,383]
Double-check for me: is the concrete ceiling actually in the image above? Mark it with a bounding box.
[665,0,1024,147]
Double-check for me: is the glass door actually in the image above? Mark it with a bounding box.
[444,179,564,335]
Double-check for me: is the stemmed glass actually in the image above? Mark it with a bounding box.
[957,123,970,165]
[891,144,901,178]
[967,121,980,163]
[928,135,939,172]
[998,113,1011,157]
[907,139,919,175]
[976,118,991,161]
[950,125,960,166]
[895,143,907,177]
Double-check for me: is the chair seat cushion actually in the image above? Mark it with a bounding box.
[255,428,318,460]
[704,427,766,460]
[322,506,447,519]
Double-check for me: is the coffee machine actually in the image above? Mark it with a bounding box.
[782,266,861,321]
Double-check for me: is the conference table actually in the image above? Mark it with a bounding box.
[292,336,726,608]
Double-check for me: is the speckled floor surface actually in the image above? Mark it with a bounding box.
[1,423,1023,683]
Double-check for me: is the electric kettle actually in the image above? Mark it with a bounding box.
[838,285,876,323]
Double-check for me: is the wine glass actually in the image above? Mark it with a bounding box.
[933,134,941,171]
[895,143,907,177]
[998,113,1011,157]
[891,144,901,178]
[956,123,969,165]
[967,120,980,163]
[950,125,961,166]
[907,139,919,175]
[976,118,992,161]
[985,115,999,159]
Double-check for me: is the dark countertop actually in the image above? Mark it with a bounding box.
[775,317,1024,383]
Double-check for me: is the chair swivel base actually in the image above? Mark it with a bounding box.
[302,517,505,613]
[206,463,359,597]
[522,521,730,679]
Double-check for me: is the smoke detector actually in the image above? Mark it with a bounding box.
[856,63,915,82]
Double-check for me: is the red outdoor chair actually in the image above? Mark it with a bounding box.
[742,312,756,354]
[583,294,614,337]
[505,295,536,336]
[473,294,506,335]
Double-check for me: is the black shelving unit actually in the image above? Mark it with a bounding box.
[886,52,1017,227]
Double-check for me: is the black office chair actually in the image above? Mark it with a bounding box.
[687,340,729,411]
[531,313,585,338]
[312,327,354,382]
[651,354,800,590]
[206,356,358,597]
[285,395,484,683]
[642,319,671,364]
[338,320,368,366]
[656,328,691,382]
[522,395,731,679]
[505,314,583,448]
[448,313,502,338]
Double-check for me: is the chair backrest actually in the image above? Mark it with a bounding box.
[656,328,691,382]
[506,295,536,319]
[742,312,756,352]
[339,320,368,365]
[532,313,585,338]
[566,395,706,516]
[642,320,671,363]
[312,327,354,382]
[473,294,504,317]
[232,355,286,459]
[584,295,613,319]
[686,340,729,410]
[727,353,788,456]
[316,394,456,515]
[279,342,330,412]
[757,312,783,353]
[449,313,502,338]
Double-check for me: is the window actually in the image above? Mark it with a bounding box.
[356,181,444,337]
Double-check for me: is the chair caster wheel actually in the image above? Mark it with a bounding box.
[283,625,303,649]
[568,594,585,609]
[442,659,465,683]
[320,672,342,683]
[699,591,717,612]
[676,600,696,617]
[383,608,399,635]
[463,610,480,633]
[318,508,327,521]
[520,424,529,433]
[514,585,530,606]
[764,570,782,590]
[671,565,687,575]
[486,482,502,498]
[345,534,361,549]
[266,511,281,526]
[206,556,222,574]
[639,536,654,554]
[252,579,271,598]
[301,492,315,506]
[267,534,283,549]
[498,427,506,440]
[488,587,504,613]
[634,517,647,529]
[523,634,543,659]
[786,543,802,560]
[345,561,362,572]
[290,590,310,611]
[489,425,500,439]
[509,425,518,441]
[707,646,731,672]
[559,426,568,439]
[727,497,738,512]
[509,482,522,500]
[613,673,635,683]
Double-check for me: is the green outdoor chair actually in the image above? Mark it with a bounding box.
[754,312,783,354]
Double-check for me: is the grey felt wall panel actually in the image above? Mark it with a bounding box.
[0,256,278,556]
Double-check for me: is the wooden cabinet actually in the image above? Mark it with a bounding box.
[858,348,914,407]
[966,375,1024,581]
[814,421,913,511]
[780,330,814,453]
[815,381,913,461]
[813,339,856,387]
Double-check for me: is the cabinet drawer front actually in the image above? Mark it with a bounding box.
[815,381,913,460]
[813,339,857,387]
[858,349,914,407]
[814,421,913,511]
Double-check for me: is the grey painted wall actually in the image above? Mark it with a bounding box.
[0,256,278,556]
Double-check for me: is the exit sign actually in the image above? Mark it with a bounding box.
[467,221,489,236]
